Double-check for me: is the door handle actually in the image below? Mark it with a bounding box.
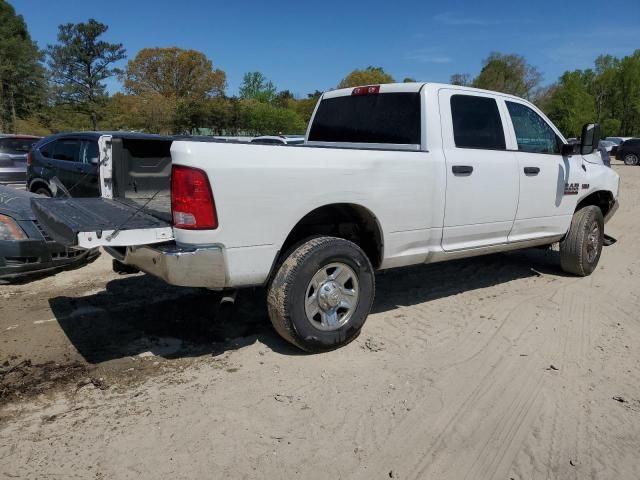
[452,165,473,175]
[524,167,540,175]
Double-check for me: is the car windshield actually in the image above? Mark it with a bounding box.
[0,138,37,154]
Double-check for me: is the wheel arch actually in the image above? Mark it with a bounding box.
[576,190,615,218]
[276,203,385,270]
[28,178,51,194]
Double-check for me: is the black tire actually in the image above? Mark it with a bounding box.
[623,153,639,166]
[33,186,52,197]
[560,206,604,276]
[267,236,375,353]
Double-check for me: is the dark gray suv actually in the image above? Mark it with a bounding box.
[0,135,41,186]
[27,133,101,197]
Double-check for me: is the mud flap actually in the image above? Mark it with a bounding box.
[31,197,173,248]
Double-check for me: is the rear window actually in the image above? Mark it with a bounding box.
[0,138,37,154]
[450,95,506,150]
[308,93,421,144]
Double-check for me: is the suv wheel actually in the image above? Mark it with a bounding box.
[623,153,639,166]
[33,186,52,197]
[267,236,375,352]
[560,206,604,276]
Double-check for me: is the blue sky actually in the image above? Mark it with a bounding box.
[11,0,640,97]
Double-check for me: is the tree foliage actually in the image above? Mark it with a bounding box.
[539,50,640,137]
[122,47,226,133]
[545,71,595,137]
[239,71,277,103]
[47,19,126,130]
[124,47,226,99]
[337,66,394,88]
[450,73,471,86]
[472,52,542,99]
[0,0,45,133]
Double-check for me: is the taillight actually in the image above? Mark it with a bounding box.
[352,85,380,96]
[26,151,32,166]
[171,165,218,229]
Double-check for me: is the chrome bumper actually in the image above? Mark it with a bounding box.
[106,243,227,289]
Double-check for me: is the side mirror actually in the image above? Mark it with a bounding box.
[89,157,99,165]
[561,143,576,156]
[580,123,601,155]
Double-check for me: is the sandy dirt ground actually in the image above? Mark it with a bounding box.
[1,161,639,479]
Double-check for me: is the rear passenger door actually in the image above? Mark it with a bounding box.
[51,138,82,195]
[503,100,579,241]
[52,138,99,197]
[438,90,519,251]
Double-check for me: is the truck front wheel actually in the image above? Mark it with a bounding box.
[560,206,604,276]
[267,236,375,352]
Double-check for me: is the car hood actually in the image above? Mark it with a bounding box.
[0,185,38,221]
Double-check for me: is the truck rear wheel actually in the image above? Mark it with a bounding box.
[267,236,375,352]
[560,206,604,276]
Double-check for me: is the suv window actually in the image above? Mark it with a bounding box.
[308,93,421,144]
[53,139,80,162]
[40,141,54,158]
[0,138,37,154]
[506,101,562,154]
[450,95,506,150]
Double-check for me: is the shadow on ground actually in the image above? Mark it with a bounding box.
[49,247,566,364]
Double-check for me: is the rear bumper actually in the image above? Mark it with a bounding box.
[106,243,227,289]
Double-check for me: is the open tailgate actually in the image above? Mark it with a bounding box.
[31,197,173,248]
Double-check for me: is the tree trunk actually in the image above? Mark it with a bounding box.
[0,78,5,133]
[91,111,98,131]
[9,88,17,134]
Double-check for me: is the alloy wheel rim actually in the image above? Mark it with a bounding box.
[586,221,600,263]
[304,262,359,331]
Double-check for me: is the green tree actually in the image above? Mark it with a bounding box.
[616,50,640,135]
[240,100,306,135]
[472,53,542,99]
[123,47,226,133]
[546,71,595,137]
[47,19,126,130]
[0,0,45,133]
[337,66,394,89]
[239,72,277,103]
[124,47,226,99]
[589,55,619,122]
[450,73,471,86]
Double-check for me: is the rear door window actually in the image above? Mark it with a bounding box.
[53,139,80,162]
[40,141,55,158]
[308,93,421,144]
[506,101,562,154]
[450,95,506,150]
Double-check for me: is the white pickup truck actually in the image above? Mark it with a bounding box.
[32,83,619,352]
